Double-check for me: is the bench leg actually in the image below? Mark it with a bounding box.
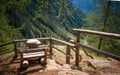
[20,60,23,68]
[37,57,41,63]
[41,57,47,66]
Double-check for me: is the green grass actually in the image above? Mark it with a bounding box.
[0,52,14,61]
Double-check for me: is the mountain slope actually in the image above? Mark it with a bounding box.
[6,0,85,41]
[69,0,97,15]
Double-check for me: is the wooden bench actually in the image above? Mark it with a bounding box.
[18,47,48,67]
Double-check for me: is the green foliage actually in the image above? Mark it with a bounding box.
[16,0,84,41]
[101,1,120,56]
[83,0,120,56]
[0,0,84,53]
[0,0,31,52]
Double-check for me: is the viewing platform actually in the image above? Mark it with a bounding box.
[0,29,120,75]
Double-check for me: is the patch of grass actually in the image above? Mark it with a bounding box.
[0,52,14,61]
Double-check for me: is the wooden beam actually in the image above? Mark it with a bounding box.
[0,41,13,47]
[49,38,53,58]
[0,50,14,55]
[52,46,71,57]
[14,37,51,42]
[73,29,120,39]
[66,45,71,64]
[77,43,120,61]
[13,41,18,58]
[75,32,81,66]
[51,37,75,47]
[82,47,94,59]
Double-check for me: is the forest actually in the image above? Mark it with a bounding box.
[0,0,120,56]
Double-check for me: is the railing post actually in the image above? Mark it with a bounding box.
[13,41,18,58]
[75,32,81,66]
[49,38,53,59]
[66,45,71,64]
[71,32,82,70]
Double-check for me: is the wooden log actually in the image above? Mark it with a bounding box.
[66,45,71,64]
[0,50,14,55]
[19,47,48,67]
[77,43,120,61]
[73,29,120,39]
[14,37,51,42]
[52,46,71,57]
[13,41,18,58]
[51,37,75,47]
[75,32,81,66]
[18,47,48,53]
[82,47,94,59]
[49,38,53,58]
[22,60,29,67]
[0,41,13,47]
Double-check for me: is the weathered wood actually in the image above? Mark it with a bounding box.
[0,41,13,47]
[18,47,48,67]
[14,37,51,42]
[51,37,75,47]
[77,43,120,61]
[18,47,48,53]
[22,60,29,67]
[13,41,18,57]
[71,47,81,57]
[23,52,45,59]
[75,32,81,66]
[73,29,120,39]
[52,46,71,58]
[49,38,53,58]
[66,45,71,64]
[0,50,14,55]
[82,47,94,59]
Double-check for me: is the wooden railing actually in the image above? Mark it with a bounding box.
[73,29,120,68]
[50,37,75,64]
[0,29,120,69]
[0,37,75,64]
[0,41,14,55]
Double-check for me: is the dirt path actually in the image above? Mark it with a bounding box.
[0,56,89,75]
[0,55,120,75]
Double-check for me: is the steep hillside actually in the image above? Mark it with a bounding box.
[5,0,85,41]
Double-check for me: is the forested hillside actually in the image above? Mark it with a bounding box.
[82,0,120,55]
[0,0,84,44]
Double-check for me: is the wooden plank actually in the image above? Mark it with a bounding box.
[49,39,53,58]
[52,46,71,57]
[23,52,45,59]
[0,41,13,47]
[14,37,51,42]
[75,32,81,66]
[77,42,120,61]
[18,47,48,53]
[73,29,120,39]
[51,38,75,47]
[82,47,94,59]
[66,45,71,64]
[23,52,44,55]
[13,41,18,57]
[0,50,14,55]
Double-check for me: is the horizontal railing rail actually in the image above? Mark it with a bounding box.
[73,29,120,68]
[51,45,71,57]
[73,29,120,39]
[13,37,51,42]
[0,37,74,64]
[51,37,75,47]
[0,41,13,47]
[77,42,120,61]
[0,50,14,55]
